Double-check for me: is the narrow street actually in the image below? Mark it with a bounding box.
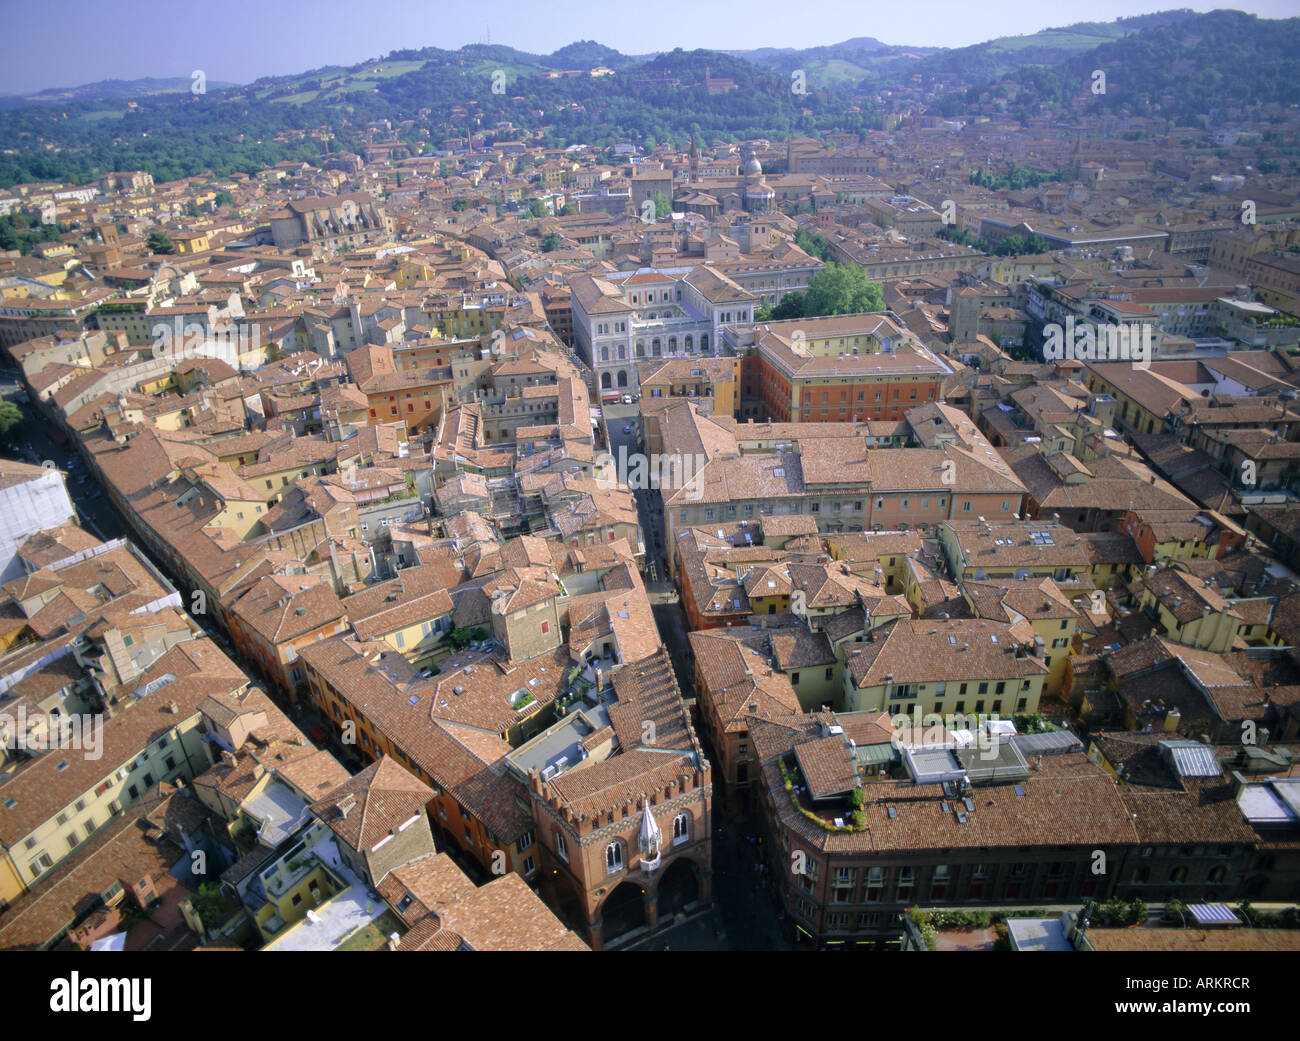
[7,391,125,541]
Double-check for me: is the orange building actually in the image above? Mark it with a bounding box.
[744,318,952,423]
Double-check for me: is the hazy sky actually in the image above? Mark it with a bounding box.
[2,0,1296,95]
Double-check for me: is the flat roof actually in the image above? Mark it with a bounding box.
[1008,917,1073,951]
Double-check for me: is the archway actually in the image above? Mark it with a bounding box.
[602,881,646,945]
[657,856,701,919]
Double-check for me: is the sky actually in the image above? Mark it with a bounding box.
[1,0,1296,95]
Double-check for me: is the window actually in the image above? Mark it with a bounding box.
[605,841,624,875]
[833,866,855,903]
[523,855,536,876]
[516,830,535,853]
[555,831,568,863]
[673,813,689,845]
[896,867,914,897]
[931,864,949,900]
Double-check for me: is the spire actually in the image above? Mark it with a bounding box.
[638,794,662,871]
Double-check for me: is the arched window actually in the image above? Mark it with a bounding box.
[668,336,677,353]
[652,338,661,356]
[673,812,689,845]
[600,346,609,362]
[606,841,623,874]
[684,334,693,351]
[700,333,709,351]
[617,346,626,360]
[1170,866,1187,884]
[617,370,629,388]
[1209,865,1226,883]
[556,831,569,863]
[635,342,644,358]
[601,372,612,389]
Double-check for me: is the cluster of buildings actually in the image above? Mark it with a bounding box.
[0,106,1298,952]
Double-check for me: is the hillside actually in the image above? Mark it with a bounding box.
[0,11,1295,189]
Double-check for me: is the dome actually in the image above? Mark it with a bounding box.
[744,153,763,178]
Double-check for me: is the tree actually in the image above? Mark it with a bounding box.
[769,291,805,321]
[451,199,469,212]
[540,232,563,252]
[0,401,21,449]
[795,228,833,262]
[802,263,884,318]
[559,202,577,216]
[527,199,547,218]
[146,230,175,254]
[654,192,672,220]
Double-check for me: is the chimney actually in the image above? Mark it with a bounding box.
[337,793,357,819]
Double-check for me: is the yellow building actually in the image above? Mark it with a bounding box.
[844,617,1048,719]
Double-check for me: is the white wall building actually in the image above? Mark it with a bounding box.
[0,461,77,582]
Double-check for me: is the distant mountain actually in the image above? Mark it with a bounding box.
[0,11,1295,189]
[910,14,1175,86]
[0,76,238,110]
[930,9,1300,123]
[545,41,637,70]
[728,37,942,89]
